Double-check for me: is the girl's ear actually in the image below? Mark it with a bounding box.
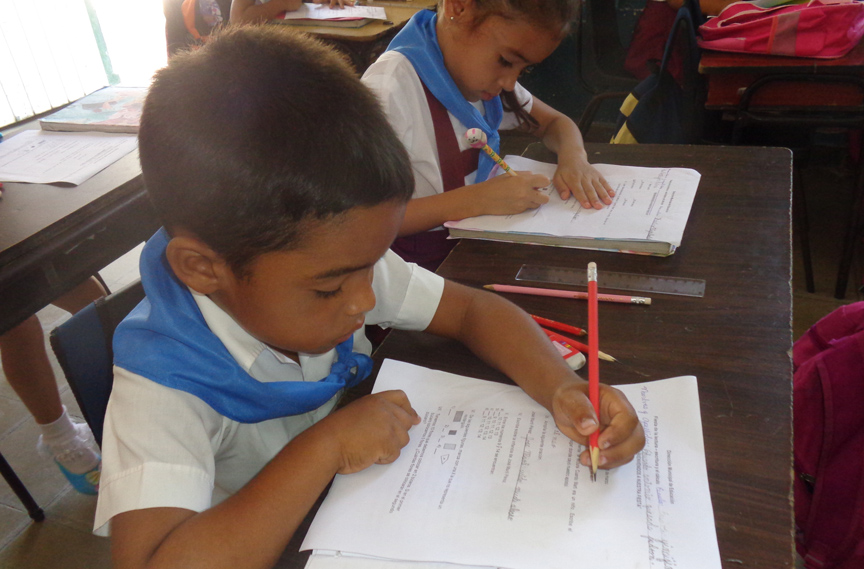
[165,235,232,295]
[444,0,471,20]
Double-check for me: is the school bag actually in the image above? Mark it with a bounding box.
[699,0,864,59]
[792,301,864,569]
[611,1,703,144]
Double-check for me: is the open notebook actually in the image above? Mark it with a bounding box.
[300,359,721,569]
[444,156,701,256]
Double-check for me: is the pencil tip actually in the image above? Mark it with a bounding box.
[482,285,493,290]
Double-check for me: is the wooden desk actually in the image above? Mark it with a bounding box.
[368,143,794,568]
[700,40,864,110]
[272,2,434,72]
[0,134,159,337]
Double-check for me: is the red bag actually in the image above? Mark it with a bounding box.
[793,301,864,569]
[699,0,864,58]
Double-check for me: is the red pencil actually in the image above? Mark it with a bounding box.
[587,262,600,481]
[530,314,586,336]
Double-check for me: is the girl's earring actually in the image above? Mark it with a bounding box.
[450,15,454,20]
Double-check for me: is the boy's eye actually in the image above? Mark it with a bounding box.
[315,287,343,299]
[521,64,536,76]
[498,56,513,68]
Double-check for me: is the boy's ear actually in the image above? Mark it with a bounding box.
[165,235,233,295]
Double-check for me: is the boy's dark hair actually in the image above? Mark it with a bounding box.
[139,25,414,277]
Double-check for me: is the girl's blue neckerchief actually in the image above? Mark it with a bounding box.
[386,9,504,183]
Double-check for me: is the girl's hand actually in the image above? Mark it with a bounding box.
[469,171,552,216]
[314,390,420,475]
[551,380,645,470]
[554,157,615,210]
[312,0,355,7]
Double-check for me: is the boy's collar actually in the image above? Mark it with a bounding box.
[190,289,300,372]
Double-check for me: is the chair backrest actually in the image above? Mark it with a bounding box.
[49,280,145,446]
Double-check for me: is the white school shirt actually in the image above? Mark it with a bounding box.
[93,250,444,535]
[361,51,533,202]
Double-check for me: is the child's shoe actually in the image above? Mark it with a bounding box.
[37,420,101,495]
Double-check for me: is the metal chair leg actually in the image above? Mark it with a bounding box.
[835,158,864,299]
[0,452,44,522]
[792,161,815,293]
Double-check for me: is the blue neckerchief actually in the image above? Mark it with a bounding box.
[113,228,373,423]
[387,9,504,183]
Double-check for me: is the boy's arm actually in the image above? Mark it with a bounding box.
[424,280,645,469]
[110,391,419,569]
[527,97,615,210]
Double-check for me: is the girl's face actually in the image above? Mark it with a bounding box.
[440,13,562,103]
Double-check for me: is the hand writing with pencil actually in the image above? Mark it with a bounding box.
[464,172,551,216]
[551,380,645,471]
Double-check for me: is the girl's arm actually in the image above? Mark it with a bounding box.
[398,172,551,236]
[230,0,303,23]
[528,97,615,210]
[425,280,645,468]
[110,392,419,569]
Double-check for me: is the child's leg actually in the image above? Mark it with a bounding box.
[0,276,107,494]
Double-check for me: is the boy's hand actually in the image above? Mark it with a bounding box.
[553,157,615,210]
[551,380,645,470]
[319,390,420,475]
[469,172,551,217]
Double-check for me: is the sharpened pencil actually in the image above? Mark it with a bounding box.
[530,314,586,336]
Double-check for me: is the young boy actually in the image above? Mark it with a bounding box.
[95,25,644,569]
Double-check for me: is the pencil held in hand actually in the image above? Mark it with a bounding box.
[587,262,600,482]
[464,128,517,177]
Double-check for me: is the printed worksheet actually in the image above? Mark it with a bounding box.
[444,156,701,247]
[301,360,721,569]
[0,130,137,185]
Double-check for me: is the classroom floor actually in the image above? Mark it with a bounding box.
[0,145,859,568]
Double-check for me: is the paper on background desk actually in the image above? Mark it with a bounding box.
[302,359,721,569]
[444,156,700,248]
[283,3,387,20]
[0,130,137,185]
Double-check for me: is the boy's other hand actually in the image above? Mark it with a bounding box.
[469,171,551,217]
[553,158,615,210]
[320,390,420,475]
[551,381,645,470]
[313,0,356,8]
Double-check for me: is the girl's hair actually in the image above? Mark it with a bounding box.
[460,0,580,131]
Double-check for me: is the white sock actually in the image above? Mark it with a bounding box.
[38,407,100,475]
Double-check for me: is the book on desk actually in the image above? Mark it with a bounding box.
[38,86,146,134]
[277,3,388,27]
[444,156,701,256]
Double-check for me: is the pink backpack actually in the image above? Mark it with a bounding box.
[699,0,864,58]
[793,302,864,568]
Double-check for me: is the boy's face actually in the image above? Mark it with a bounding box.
[210,200,406,358]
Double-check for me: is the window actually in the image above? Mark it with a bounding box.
[0,0,166,128]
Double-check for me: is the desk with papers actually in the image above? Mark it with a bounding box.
[273,143,794,569]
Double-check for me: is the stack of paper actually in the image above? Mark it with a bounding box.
[300,359,722,569]
[444,156,701,256]
[280,3,387,27]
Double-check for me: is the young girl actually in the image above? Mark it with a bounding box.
[362,0,614,271]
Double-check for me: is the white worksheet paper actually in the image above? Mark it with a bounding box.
[302,359,721,569]
[0,130,137,185]
[444,156,701,247]
[282,3,387,20]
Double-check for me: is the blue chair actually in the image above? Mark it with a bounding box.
[49,280,145,447]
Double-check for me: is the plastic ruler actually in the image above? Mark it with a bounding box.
[515,265,706,298]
